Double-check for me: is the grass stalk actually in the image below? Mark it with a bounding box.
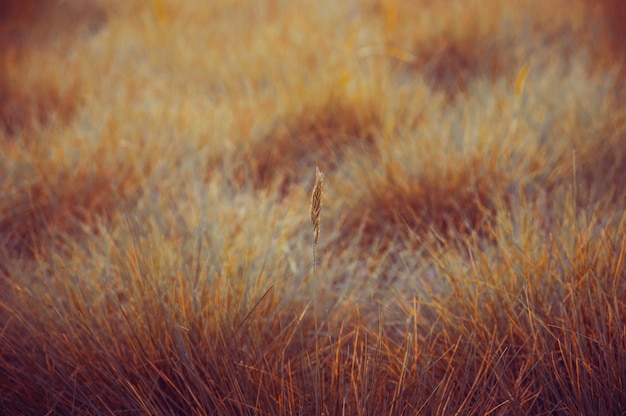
[310,165,324,412]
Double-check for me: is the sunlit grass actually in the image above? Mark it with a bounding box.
[1,0,625,414]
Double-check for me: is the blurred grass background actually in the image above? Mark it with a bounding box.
[1,0,625,414]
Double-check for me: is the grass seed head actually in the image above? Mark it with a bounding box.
[310,166,324,247]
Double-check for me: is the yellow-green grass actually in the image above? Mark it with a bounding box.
[1,0,625,414]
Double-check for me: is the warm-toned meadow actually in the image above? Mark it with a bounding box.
[1,0,625,414]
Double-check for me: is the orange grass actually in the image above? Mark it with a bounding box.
[1,0,626,415]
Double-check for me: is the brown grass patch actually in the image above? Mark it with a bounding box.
[364,0,516,96]
[0,146,136,257]
[587,0,626,60]
[0,1,106,135]
[574,115,626,206]
[0,0,107,45]
[235,93,381,192]
[0,59,81,136]
[337,152,506,252]
[370,0,601,97]
[407,35,507,97]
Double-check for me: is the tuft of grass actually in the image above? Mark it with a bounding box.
[0,0,106,135]
[584,0,626,61]
[336,152,505,252]
[235,91,381,192]
[0,146,135,257]
[0,52,81,136]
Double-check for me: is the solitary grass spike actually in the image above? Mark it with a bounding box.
[309,166,324,411]
[310,166,324,248]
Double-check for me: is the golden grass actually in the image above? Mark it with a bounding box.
[1,0,626,415]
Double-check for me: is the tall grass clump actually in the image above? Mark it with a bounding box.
[234,81,383,192]
[1,0,626,415]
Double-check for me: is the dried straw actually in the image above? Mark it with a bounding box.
[310,166,324,248]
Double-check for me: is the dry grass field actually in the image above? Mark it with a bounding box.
[1,0,625,414]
